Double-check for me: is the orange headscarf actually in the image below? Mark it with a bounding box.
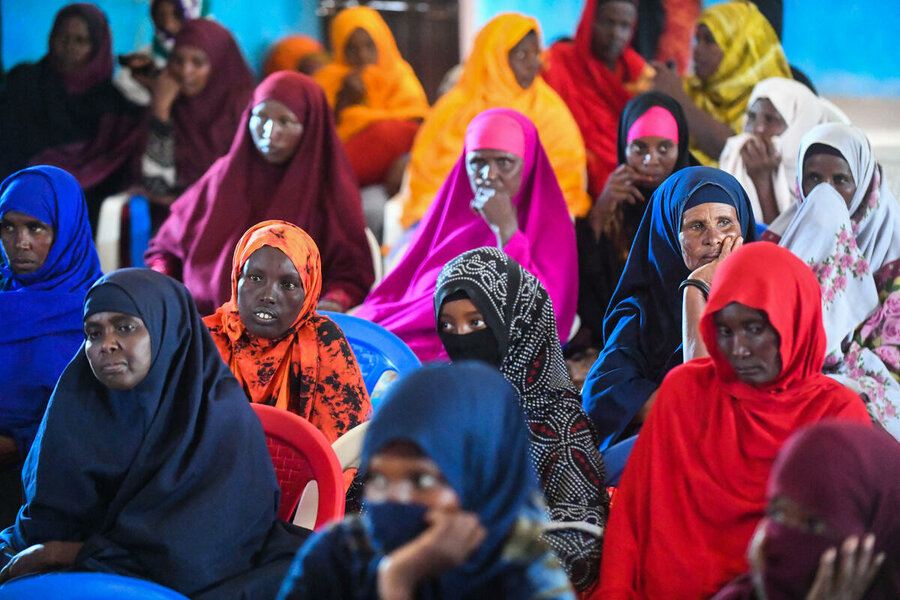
[203,220,371,444]
[313,7,429,142]
[262,35,326,76]
[398,13,589,229]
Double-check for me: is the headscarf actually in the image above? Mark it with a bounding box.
[169,19,256,190]
[582,166,758,447]
[47,3,114,95]
[145,72,374,315]
[542,0,655,196]
[719,77,850,222]
[0,166,102,456]
[434,248,607,592]
[355,108,577,361]
[150,0,210,60]
[0,269,297,596]
[361,362,544,596]
[397,13,589,228]
[599,242,872,600]
[685,0,791,166]
[203,220,371,444]
[313,7,429,141]
[263,35,326,76]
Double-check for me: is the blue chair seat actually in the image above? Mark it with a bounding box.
[0,572,188,599]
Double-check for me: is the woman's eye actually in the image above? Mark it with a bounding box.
[248,274,262,282]
[281,281,297,290]
[717,327,732,337]
[471,318,485,327]
[718,219,733,227]
[412,473,439,489]
[438,320,451,330]
[85,331,99,340]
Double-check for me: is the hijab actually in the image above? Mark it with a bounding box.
[48,3,114,95]
[1,269,289,595]
[355,108,577,361]
[150,0,210,60]
[145,71,374,315]
[263,35,325,76]
[397,13,589,228]
[203,220,371,444]
[313,7,429,141]
[169,19,256,190]
[599,242,872,600]
[434,248,607,592]
[582,166,758,447]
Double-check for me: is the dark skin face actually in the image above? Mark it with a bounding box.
[745,98,788,139]
[237,246,306,340]
[624,135,679,192]
[465,149,524,198]
[591,1,637,68]
[344,28,378,68]
[507,30,541,90]
[151,0,183,38]
[84,311,153,391]
[249,99,305,165]
[713,302,782,385]
[437,299,488,335]
[364,441,460,510]
[693,23,724,81]
[679,203,741,271]
[51,14,93,74]
[169,45,211,97]
[0,210,55,275]
[802,152,857,209]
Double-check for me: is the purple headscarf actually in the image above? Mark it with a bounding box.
[355,108,577,361]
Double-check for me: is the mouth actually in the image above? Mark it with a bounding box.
[252,308,278,324]
[733,366,762,378]
[99,361,128,374]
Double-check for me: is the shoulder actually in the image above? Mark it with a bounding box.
[313,315,352,346]
[656,359,718,403]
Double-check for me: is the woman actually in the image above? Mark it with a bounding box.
[599,242,872,600]
[575,91,695,349]
[314,7,429,187]
[204,220,371,445]
[145,71,374,315]
[263,35,328,77]
[0,4,145,225]
[581,166,757,447]
[714,421,898,600]
[140,19,255,203]
[397,13,589,229]
[434,247,608,593]
[0,166,102,528]
[277,362,575,600]
[542,0,656,198]
[652,0,791,166]
[763,123,900,440]
[355,108,577,361]
[0,269,308,598]
[719,77,848,224]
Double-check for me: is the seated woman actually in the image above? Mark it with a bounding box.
[0,166,102,528]
[139,19,255,207]
[0,269,308,598]
[313,7,429,188]
[204,220,371,445]
[355,108,577,361]
[763,123,900,440]
[263,35,328,77]
[652,0,792,166]
[582,166,757,448]
[145,71,374,315]
[599,242,872,599]
[0,4,145,227]
[397,13,589,229]
[713,421,898,600]
[575,91,695,351]
[276,362,576,600]
[719,77,848,224]
[434,247,608,594]
[542,0,655,199]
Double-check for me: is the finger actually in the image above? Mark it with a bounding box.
[808,547,838,597]
[840,536,860,589]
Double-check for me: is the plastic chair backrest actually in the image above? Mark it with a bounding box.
[600,434,637,488]
[0,572,189,599]
[94,194,152,271]
[250,404,345,530]
[319,311,420,407]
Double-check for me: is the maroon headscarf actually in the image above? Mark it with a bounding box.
[145,71,374,315]
[47,3,114,95]
[170,19,255,189]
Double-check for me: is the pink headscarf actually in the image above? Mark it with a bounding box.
[355,108,577,361]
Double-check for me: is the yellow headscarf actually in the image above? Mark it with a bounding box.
[685,0,791,165]
[313,7,429,142]
[398,13,589,228]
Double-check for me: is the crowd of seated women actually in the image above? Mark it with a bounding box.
[0,0,898,598]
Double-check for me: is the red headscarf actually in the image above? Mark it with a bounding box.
[170,19,255,190]
[599,242,872,600]
[146,71,374,315]
[542,0,654,196]
[203,220,371,443]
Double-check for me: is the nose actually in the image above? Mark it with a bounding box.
[643,150,657,166]
[261,118,274,140]
[477,163,492,183]
[753,120,767,137]
[259,280,278,304]
[14,230,31,249]
[731,333,752,358]
[704,225,727,246]
[99,330,120,354]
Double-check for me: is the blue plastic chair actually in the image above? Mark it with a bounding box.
[128,195,152,268]
[600,434,637,487]
[0,572,189,599]
[320,311,420,408]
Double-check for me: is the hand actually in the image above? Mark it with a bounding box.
[335,71,367,114]
[589,164,646,239]
[806,534,885,600]
[151,68,181,122]
[317,298,345,313]
[0,541,83,583]
[0,435,18,467]
[688,235,743,287]
[741,135,781,180]
[471,187,518,246]
[650,60,684,99]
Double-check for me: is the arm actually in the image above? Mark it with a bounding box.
[742,136,782,224]
[0,435,17,467]
[139,68,181,200]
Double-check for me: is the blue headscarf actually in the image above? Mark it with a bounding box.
[1,269,301,596]
[0,166,102,457]
[361,362,542,595]
[582,166,758,448]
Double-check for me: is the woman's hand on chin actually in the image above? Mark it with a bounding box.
[689,235,743,286]
[0,541,84,583]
